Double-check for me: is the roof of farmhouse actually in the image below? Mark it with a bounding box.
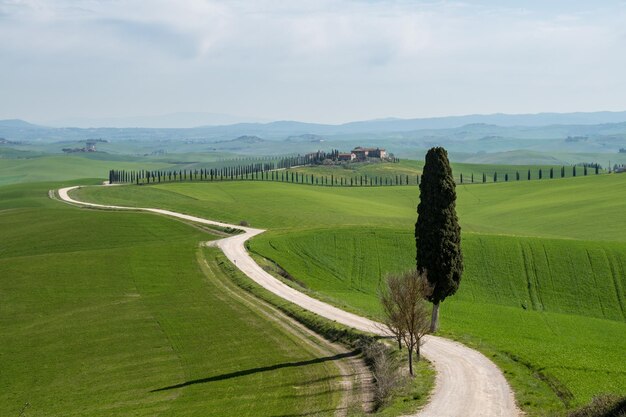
[352,147,386,151]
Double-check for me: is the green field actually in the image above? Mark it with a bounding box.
[73,173,626,414]
[0,182,351,416]
[74,173,626,240]
[0,154,174,186]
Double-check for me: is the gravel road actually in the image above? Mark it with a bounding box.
[57,185,520,417]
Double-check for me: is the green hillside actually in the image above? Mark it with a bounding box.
[249,230,626,320]
[0,182,345,417]
[0,155,174,186]
[73,173,626,414]
[74,173,626,240]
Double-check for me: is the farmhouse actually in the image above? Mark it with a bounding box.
[351,147,388,160]
[337,152,356,161]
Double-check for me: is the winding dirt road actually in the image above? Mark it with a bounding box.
[57,185,519,417]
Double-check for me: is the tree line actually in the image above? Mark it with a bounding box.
[109,166,422,188]
[458,163,602,184]
[109,162,605,188]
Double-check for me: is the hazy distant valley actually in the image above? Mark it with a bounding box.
[2,111,626,167]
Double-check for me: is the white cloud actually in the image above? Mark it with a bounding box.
[1,0,626,123]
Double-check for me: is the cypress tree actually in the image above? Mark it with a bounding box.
[415,147,463,332]
[528,169,531,180]
[516,171,520,181]
[595,164,599,175]
[493,172,497,182]
[550,168,554,179]
[460,173,463,184]
[573,165,577,177]
[539,169,542,179]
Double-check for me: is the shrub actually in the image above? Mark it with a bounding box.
[360,340,404,409]
[567,395,626,417]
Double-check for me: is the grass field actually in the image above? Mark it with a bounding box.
[74,173,626,240]
[0,182,349,417]
[73,173,626,414]
[250,230,626,409]
[0,154,174,186]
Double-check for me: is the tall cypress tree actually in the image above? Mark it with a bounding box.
[415,147,463,332]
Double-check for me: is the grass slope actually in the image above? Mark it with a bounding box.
[73,173,626,413]
[0,155,174,186]
[249,230,626,409]
[75,174,626,240]
[1,182,344,417]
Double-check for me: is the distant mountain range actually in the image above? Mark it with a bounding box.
[39,112,271,129]
[4,110,626,134]
[2,111,626,161]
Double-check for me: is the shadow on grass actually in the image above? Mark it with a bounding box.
[270,410,339,417]
[150,350,359,392]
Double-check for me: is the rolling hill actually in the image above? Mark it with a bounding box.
[72,173,626,415]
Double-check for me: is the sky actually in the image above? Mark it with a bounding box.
[1,0,626,125]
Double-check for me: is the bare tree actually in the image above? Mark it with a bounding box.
[380,276,406,350]
[379,270,431,376]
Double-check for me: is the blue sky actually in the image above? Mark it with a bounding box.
[1,0,625,125]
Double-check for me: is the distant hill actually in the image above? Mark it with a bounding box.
[43,112,270,129]
[336,111,626,133]
[0,119,43,129]
[2,112,626,164]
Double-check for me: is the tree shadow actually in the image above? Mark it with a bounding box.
[150,350,359,392]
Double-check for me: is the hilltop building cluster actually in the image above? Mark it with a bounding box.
[62,139,108,153]
[299,147,395,167]
[337,147,388,161]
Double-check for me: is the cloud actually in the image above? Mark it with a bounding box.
[1,0,626,122]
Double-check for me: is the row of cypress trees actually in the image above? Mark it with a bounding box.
[109,167,422,187]
[109,159,604,187]
[458,164,601,184]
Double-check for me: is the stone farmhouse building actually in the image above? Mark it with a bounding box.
[351,147,387,160]
[337,152,357,161]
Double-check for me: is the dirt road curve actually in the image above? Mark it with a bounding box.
[57,186,519,417]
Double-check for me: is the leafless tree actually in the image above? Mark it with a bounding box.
[380,276,406,350]
[379,270,431,376]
